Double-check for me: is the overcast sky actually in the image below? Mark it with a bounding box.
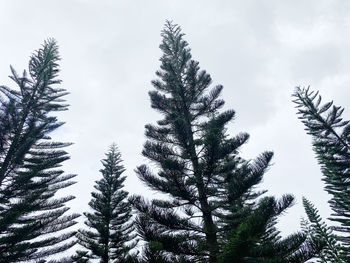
[1,0,350,237]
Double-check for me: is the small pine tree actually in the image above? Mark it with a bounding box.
[302,197,345,263]
[0,39,79,262]
[131,21,319,263]
[293,87,350,258]
[77,144,136,263]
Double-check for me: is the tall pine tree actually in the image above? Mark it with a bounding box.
[0,39,79,262]
[77,144,136,263]
[131,22,319,263]
[293,86,350,259]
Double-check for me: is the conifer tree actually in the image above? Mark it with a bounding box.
[0,39,79,262]
[131,21,319,263]
[293,87,350,258]
[301,197,345,262]
[77,145,136,263]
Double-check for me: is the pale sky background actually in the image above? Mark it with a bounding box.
[1,0,350,245]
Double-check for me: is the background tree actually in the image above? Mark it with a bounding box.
[301,197,345,263]
[131,21,319,263]
[293,87,350,259]
[0,39,79,262]
[77,144,137,263]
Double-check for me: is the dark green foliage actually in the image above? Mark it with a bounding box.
[131,21,318,263]
[77,145,137,263]
[302,197,345,262]
[218,194,320,263]
[71,250,91,263]
[0,39,79,262]
[293,87,350,257]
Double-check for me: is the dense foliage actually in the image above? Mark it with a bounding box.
[301,197,345,262]
[293,87,350,261]
[77,145,137,263]
[131,22,319,263]
[0,40,79,263]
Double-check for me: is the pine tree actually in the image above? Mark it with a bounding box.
[0,39,79,262]
[293,87,350,258]
[301,197,345,262]
[131,21,319,263]
[77,144,137,263]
